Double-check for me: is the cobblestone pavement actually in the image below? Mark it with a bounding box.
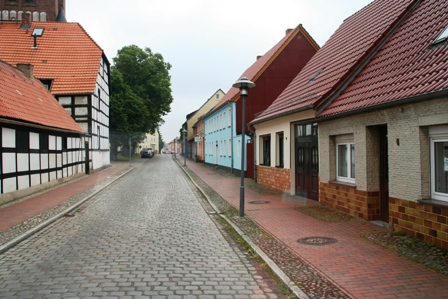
[0,156,287,298]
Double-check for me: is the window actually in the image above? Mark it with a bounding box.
[261,135,271,166]
[336,134,355,183]
[297,123,318,137]
[433,25,448,45]
[39,133,49,152]
[228,108,231,127]
[276,132,284,168]
[430,125,448,201]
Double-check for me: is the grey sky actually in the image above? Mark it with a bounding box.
[67,0,372,142]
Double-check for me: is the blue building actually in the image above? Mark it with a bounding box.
[203,24,318,177]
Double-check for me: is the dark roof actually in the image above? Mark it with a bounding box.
[212,24,319,113]
[319,0,448,117]
[0,60,84,133]
[251,0,418,124]
[56,6,67,22]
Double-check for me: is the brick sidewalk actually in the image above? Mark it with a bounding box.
[182,158,448,299]
[0,164,130,232]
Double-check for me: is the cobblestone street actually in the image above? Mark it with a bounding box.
[0,156,283,299]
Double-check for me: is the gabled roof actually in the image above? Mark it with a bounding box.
[252,0,418,124]
[0,60,84,133]
[212,24,319,113]
[0,21,105,95]
[319,0,448,117]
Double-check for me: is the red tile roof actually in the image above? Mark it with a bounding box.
[319,0,448,117]
[251,0,417,124]
[0,60,84,133]
[0,21,104,95]
[212,24,319,112]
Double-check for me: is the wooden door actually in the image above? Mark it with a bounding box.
[295,139,319,200]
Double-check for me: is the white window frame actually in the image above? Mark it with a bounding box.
[336,134,355,183]
[430,125,448,202]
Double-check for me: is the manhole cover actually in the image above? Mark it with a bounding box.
[248,200,270,205]
[297,237,338,246]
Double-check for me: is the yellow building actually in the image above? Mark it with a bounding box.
[138,131,159,154]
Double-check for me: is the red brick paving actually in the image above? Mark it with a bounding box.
[184,159,448,299]
[0,165,130,232]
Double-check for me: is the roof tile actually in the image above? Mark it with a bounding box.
[0,60,84,133]
[212,24,318,112]
[320,0,448,117]
[252,0,417,124]
[0,21,103,95]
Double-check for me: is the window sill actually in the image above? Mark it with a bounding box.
[275,165,284,169]
[328,180,356,189]
[417,198,448,208]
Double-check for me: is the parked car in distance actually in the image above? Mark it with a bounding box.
[140,148,153,158]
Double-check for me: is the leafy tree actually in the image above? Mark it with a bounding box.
[109,45,173,160]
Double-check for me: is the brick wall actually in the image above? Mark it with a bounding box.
[390,197,448,249]
[319,182,381,221]
[257,165,290,192]
[1,0,64,21]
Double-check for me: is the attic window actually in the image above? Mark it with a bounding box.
[433,25,448,45]
[39,79,53,91]
[308,68,324,84]
[31,28,44,37]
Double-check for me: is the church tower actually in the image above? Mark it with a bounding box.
[0,0,66,22]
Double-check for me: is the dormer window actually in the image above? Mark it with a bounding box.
[433,25,448,45]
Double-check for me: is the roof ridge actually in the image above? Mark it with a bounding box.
[315,0,422,114]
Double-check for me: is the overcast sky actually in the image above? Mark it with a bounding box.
[67,0,372,143]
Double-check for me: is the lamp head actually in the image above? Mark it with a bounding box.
[232,77,256,93]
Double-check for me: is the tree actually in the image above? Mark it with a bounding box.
[109,45,173,160]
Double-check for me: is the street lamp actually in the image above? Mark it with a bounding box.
[182,128,187,166]
[232,77,256,217]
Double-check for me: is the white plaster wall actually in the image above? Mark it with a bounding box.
[253,109,315,194]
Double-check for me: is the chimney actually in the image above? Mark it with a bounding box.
[256,55,262,60]
[17,64,34,82]
[286,28,293,35]
[21,13,31,30]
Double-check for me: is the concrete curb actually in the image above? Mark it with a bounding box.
[176,160,310,299]
[0,167,134,254]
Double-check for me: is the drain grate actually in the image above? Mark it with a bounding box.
[297,236,338,246]
[248,200,270,205]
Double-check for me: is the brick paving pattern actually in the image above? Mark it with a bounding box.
[0,157,279,298]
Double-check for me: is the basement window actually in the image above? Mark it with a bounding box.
[433,25,448,46]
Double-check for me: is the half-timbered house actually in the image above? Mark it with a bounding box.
[0,60,85,204]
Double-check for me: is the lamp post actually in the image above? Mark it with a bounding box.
[232,77,256,217]
[182,128,187,166]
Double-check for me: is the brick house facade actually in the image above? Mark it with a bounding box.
[0,0,65,21]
